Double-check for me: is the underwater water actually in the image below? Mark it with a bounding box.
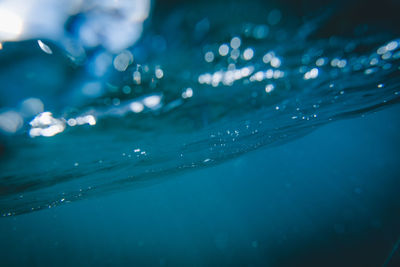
[1,0,400,265]
[1,104,400,266]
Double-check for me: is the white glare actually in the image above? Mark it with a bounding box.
[263,52,274,64]
[75,115,96,126]
[304,68,319,80]
[243,48,254,61]
[0,8,23,41]
[29,112,65,137]
[37,40,53,54]
[182,88,193,99]
[130,102,144,113]
[133,71,141,84]
[113,50,133,72]
[386,41,399,51]
[265,84,275,93]
[218,44,229,56]
[143,95,161,109]
[271,57,281,68]
[67,118,77,126]
[230,37,241,49]
[198,67,254,87]
[155,68,164,79]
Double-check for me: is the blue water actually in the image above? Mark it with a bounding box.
[1,0,400,265]
[1,105,400,266]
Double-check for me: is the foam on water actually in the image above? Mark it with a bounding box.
[1,0,400,216]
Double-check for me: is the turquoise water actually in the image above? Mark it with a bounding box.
[1,0,400,265]
[1,105,400,266]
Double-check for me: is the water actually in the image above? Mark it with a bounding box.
[1,0,400,265]
[1,105,400,266]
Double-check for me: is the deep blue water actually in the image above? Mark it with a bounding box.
[1,104,400,266]
[1,0,400,265]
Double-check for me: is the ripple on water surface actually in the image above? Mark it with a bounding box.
[1,1,400,216]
